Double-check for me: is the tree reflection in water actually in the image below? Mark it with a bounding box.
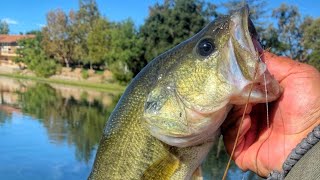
[0,110,11,125]
[202,136,262,179]
[11,83,119,163]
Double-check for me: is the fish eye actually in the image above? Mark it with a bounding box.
[197,39,215,57]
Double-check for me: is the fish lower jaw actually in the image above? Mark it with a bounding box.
[150,128,221,148]
[230,75,282,104]
[146,105,232,148]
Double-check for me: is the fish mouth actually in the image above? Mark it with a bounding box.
[229,5,281,103]
[231,5,262,58]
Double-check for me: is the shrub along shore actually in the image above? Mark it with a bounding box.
[0,72,125,93]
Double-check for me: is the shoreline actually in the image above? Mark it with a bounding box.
[0,73,125,93]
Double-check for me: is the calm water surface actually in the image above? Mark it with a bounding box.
[0,77,260,180]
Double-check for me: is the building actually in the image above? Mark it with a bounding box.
[0,35,35,64]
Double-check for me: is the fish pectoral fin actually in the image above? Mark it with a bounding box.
[142,153,180,180]
[191,166,203,180]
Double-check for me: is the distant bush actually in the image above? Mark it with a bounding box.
[15,32,57,78]
[33,60,58,78]
[109,61,133,84]
[82,70,89,79]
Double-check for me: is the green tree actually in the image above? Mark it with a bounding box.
[87,18,110,69]
[0,20,9,34]
[221,0,282,54]
[271,4,306,61]
[221,0,268,32]
[15,32,57,77]
[42,9,75,68]
[72,0,101,65]
[106,19,143,82]
[261,25,287,54]
[303,18,320,70]
[140,0,218,62]
[77,0,100,26]
[26,30,42,35]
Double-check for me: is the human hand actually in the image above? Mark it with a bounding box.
[222,52,320,177]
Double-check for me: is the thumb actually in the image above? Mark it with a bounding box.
[222,114,252,159]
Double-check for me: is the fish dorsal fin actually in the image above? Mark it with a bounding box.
[142,153,180,180]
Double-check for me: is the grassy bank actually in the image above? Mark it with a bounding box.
[0,73,126,92]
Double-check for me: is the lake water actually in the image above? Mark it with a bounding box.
[0,76,261,180]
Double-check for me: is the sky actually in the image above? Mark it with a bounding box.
[1,0,320,34]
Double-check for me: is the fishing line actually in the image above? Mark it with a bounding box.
[222,47,269,179]
[255,49,272,175]
[222,65,258,180]
[263,48,286,166]
[263,48,285,174]
[263,62,270,172]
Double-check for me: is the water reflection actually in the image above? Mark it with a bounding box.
[0,109,12,125]
[18,84,119,162]
[202,137,262,179]
[0,77,120,163]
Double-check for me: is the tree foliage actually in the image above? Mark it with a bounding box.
[87,18,110,69]
[271,4,306,60]
[221,0,268,31]
[42,9,75,67]
[106,19,143,81]
[260,25,287,54]
[303,18,320,70]
[0,20,9,34]
[13,0,320,83]
[15,32,57,77]
[140,0,218,62]
[72,0,101,65]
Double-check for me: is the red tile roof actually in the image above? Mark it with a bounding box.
[0,35,35,43]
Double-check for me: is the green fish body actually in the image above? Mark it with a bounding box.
[89,6,281,180]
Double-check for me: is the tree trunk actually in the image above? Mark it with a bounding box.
[64,57,70,68]
[0,90,4,104]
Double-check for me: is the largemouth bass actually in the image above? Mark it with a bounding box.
[89,6,281,179]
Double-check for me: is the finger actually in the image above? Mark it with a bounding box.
[233,115,252,158]
[222,104,253,130]
[222,115,252,158]
[232,104,253,117]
